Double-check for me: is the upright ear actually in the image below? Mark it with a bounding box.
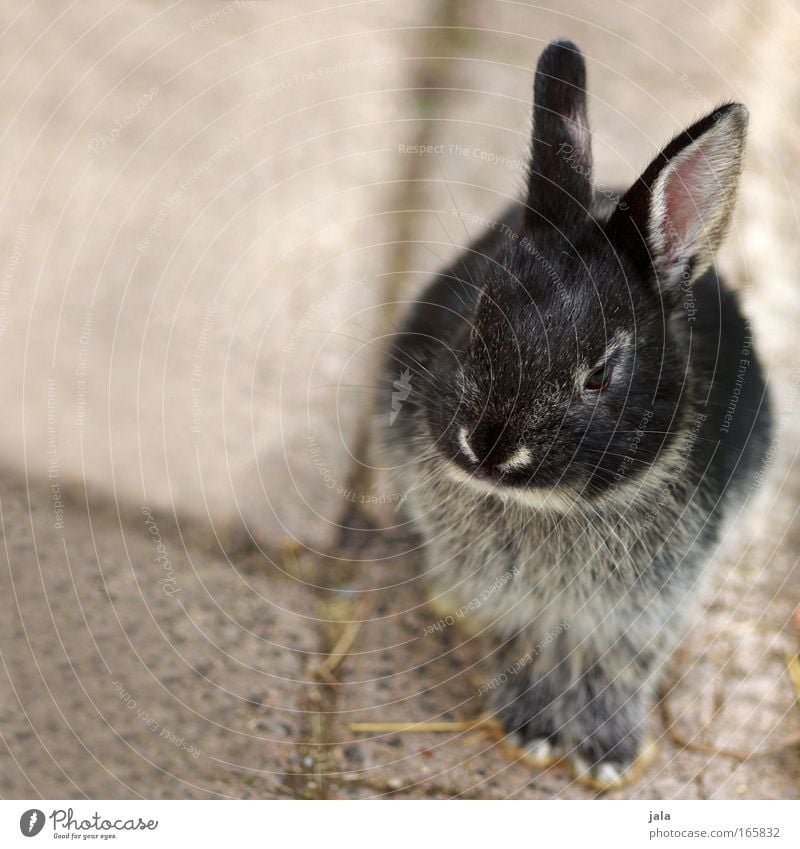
[526,39,593,230]
[607,103,748,299]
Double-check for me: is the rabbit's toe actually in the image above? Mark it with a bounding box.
[519,735,561,768]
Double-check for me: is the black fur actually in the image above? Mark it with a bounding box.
[376,40,771,782]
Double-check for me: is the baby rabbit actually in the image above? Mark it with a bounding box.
[376,39,771,788]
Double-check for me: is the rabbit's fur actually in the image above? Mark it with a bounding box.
[374,40,771,787]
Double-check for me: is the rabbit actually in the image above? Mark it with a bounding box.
[374,38,772,789]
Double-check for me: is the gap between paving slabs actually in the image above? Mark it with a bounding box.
[276,0,485,800]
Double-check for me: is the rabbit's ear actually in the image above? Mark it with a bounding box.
[525,39,593,230]
[608,103,748,298]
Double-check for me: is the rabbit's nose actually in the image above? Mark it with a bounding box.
[477,419,512,460]
[457,421,518,471]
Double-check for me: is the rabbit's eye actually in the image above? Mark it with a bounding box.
[584,363,613,392]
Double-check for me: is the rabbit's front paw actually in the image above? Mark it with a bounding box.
[495,662,655,788]
[509,729,653,788]
[562,685,653,789]
[568,737,656,790]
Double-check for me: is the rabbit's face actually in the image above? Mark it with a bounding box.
[405,40,747,509]
[423,228,686,504]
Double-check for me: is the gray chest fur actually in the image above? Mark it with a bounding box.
[389,445,720,668]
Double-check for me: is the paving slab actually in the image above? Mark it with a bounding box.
[0,476,319,799]
[0,0,429,553]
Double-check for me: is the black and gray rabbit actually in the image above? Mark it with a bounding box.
[375,39,771,787]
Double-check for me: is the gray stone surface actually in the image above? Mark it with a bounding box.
[0,0,427,553]
[0,478,320,798]
[1,0,798,799]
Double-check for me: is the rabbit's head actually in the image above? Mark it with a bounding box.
[421,40,748,506]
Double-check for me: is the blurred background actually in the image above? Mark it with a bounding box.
[1,0,798,799]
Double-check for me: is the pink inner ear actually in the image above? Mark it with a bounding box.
[658,142,716,266]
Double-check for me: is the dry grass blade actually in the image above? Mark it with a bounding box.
[315,593,375,680]
[350,717,501,735]
[660,682,800,762]
[785,651,800,707]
